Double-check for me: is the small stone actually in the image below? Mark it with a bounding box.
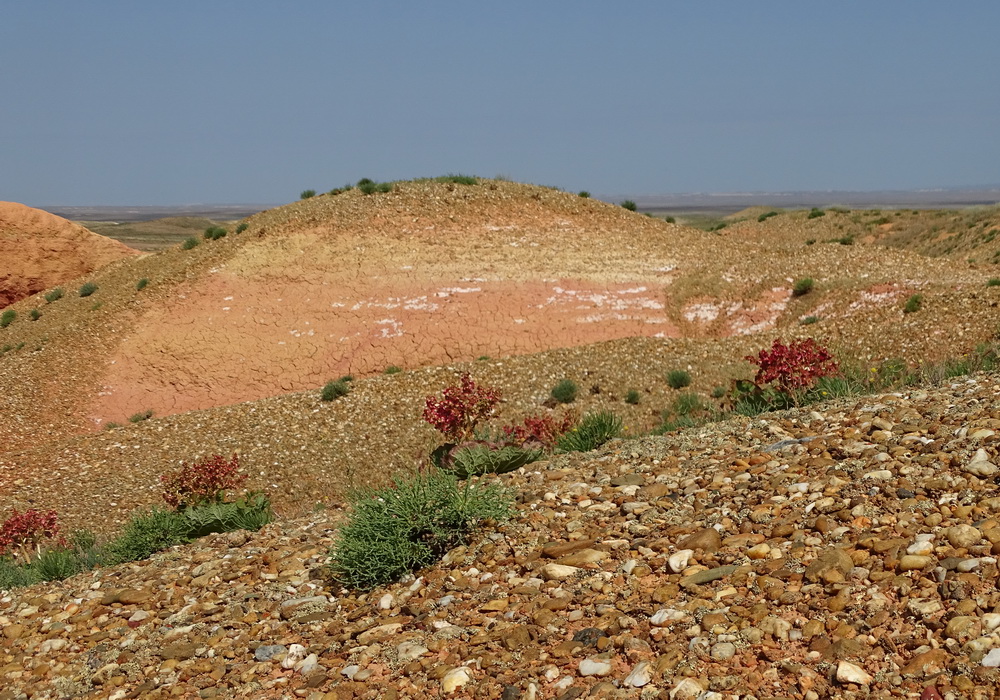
[254,645,287,662]
[650,609,685,626]
[578,657,613,676]
[836,661,872,685]
[542,539,597,558]
[678,528,722,553]
[667,549,693,573]
[295,654,320,675]
[681,565,737,587]
[710,642,736,660]
[160,642,198,660]
[902,648,950,677]
[357,623,403,644]
[946,525,982,549]
[557,549,607,567]
[668,678,705,699]
[397,641,429,663]
[540,564,579,581]
[441,666,472,693]
[945,616,979,640]
[907,598,944,619]
[3,624,25,640]
[899,555,933,571]
[622,661,652,687]
[965,449,998,477]
[804,547,854,583]
[117,589,153,605]
[982,648,1000,667]
[282,644,307,669]
[746,543,771,560]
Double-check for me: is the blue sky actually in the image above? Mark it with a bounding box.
[2,1,998,205]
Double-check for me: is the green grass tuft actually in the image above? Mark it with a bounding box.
[78,281,98,297]
[666,369,692,389]
[556,411,624,453]
[320,379,351,401]
[550,379,579,404]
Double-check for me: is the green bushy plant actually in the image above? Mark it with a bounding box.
[673,392,704,416]
[0,310,15,328]
[578,191,591,198]
[29,309,40,321]
[807,208,825,219]
[135,278,149,291]
[550,379,579,404]
[181,493,273,538]
[624,389,641,405]
[328,469,514,590]
[439,443,543,479]
[32,547,81,582]
[384,365,402,374]
[987,278,1000,287]
[800,315,819,325]
[620,200,637,211]
[758,211,779,222]
[666,369,691,389]
[435,175,477,185]
[300,189,316,200]
[556,410,623,453]
[664,216,676,223]
[792,278,814,297]
[182,237,199,250]
[105,508,191,565]
[78,282,98,297]
[710,385,726,399]
[203,226,227,240]
[320,379,350,401]
[235,222,249,234]
[903,294,923,314]
[44,288,64,303]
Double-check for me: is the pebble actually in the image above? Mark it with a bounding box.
[441,666,472,692]
[836,661,873,685]
[622,661,652,687]
[578,658,613,676]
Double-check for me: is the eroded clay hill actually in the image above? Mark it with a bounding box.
[0,181,998,459]
[0,201,139,308]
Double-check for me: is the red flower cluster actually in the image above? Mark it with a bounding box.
[423,374,502,442]
[0,508,63,562]
[746,338,838,394]
[161,453,247,509]
[503,411,577,449]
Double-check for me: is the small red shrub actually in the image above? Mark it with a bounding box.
[502,411,578,450]
[423,374,502,443]
[161,453,247,509]
[746,338,839,395]
[0,508,63,562]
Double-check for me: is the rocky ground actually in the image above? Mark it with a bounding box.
[3,371,1000,698]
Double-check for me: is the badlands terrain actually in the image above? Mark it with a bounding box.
[1,179,1000,698]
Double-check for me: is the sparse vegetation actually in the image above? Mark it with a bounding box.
[807,208,825,219]
[135,278,149,291]
[664,216,676,223]
[235,222,249,234]
[792,277,815,297]
[550,379,579,404]
[666,369,692,389]
[203,226,227,240]
[710,386,726,399]
[320,378,351,401]
[128,409,154,423]
[300,189,316,200]
[800,315,819,325]
[620,200,637,211]
[182,236,199,250]
[29,308,40,321]
[903,294,923,314]
[384,365,402,375]
[625,389,641,405]
[44,288,64,303]
[578,191,591,198]
[673,391,704,416]
[555,410,623,453]
[78,281,98,297]
[328,469,513,590]
[435,174,478,185]
[0,310,15,328]
[758,211,780,222]
[987,278,1000,287]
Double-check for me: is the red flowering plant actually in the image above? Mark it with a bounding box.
[423,374,502,443]
[738,337,839,409]
[502,411,578,451]
[161,453,248,509]
[0,508,65,563]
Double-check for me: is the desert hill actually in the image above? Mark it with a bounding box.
[0,201,139,309]
[1,180,997,459]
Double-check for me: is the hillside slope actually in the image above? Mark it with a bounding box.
[1,181,997,457]
[2,372,999,698]
[0,201,139,308]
